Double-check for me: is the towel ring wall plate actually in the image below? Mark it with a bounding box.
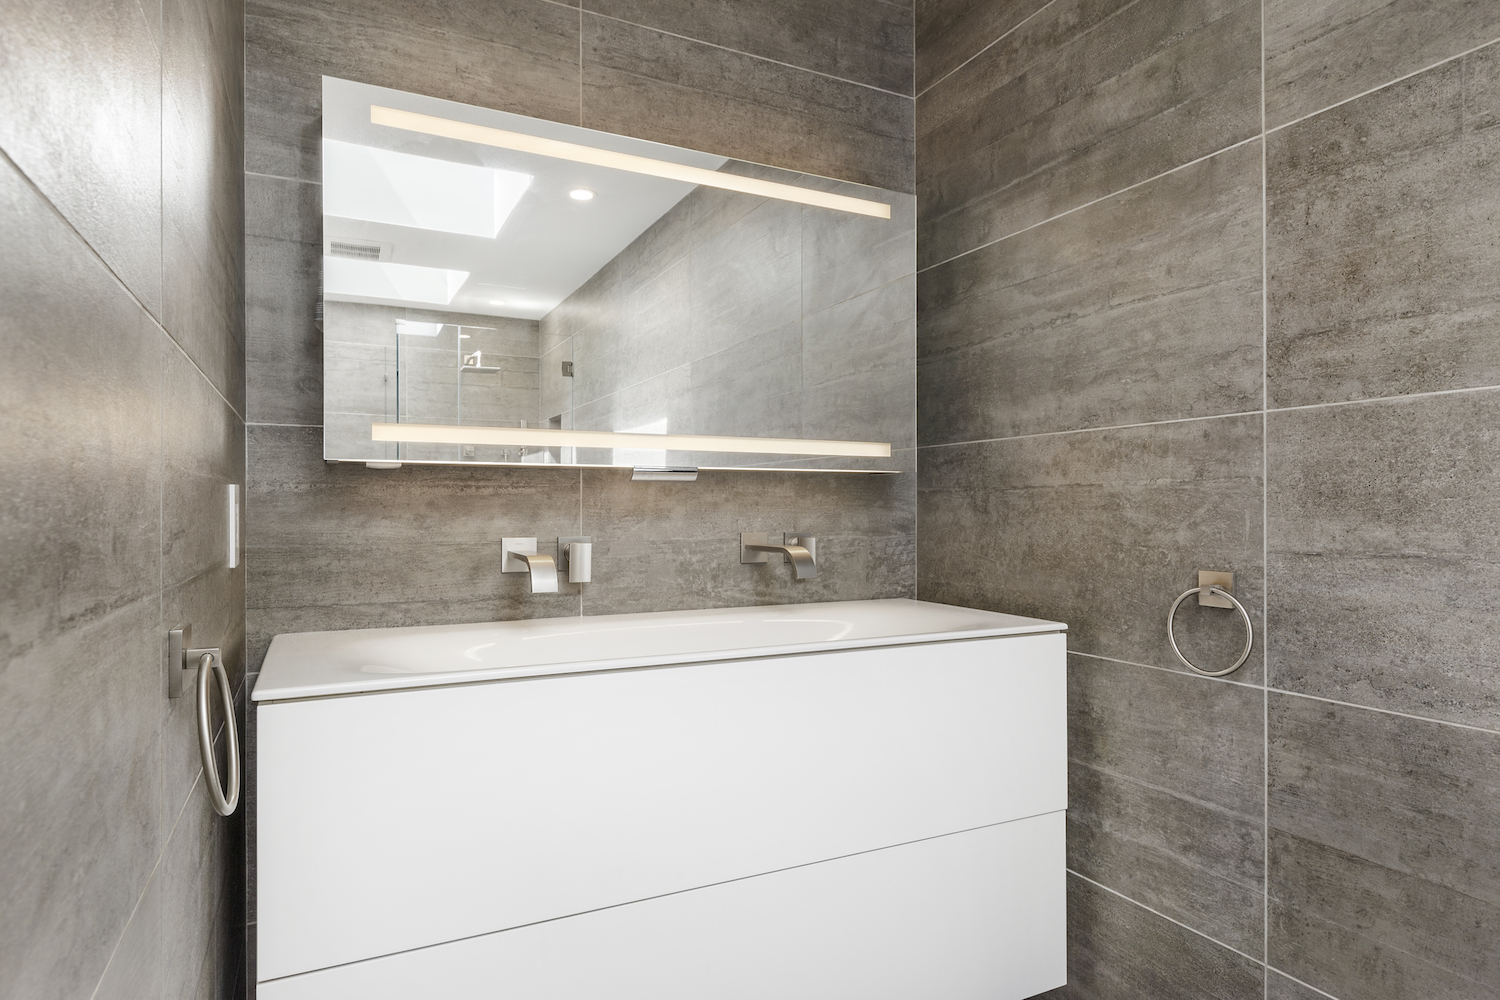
[1167,585,1254,677]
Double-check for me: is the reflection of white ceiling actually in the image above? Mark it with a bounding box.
[324,257,469,306]
[324,139,531,238]
[322,77,727,321]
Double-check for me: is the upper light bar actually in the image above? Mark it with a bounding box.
[370,106,892,220]
[370,423,892,458]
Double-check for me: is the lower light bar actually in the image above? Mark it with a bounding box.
[370,106,892,219]
[370,423,891,459]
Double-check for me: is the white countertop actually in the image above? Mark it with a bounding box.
[252,599,1065,702]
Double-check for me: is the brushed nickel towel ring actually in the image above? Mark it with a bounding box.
[168,626,240,816]
[1167,580,1254,677]
[196,650,240,816]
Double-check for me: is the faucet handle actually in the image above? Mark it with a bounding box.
[558,537,592,584]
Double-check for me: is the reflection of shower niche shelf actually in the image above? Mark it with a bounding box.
[461,351,503,374]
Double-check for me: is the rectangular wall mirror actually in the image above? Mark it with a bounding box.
[321,76,914,474]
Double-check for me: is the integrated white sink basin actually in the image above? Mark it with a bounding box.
[253,598,1063,701]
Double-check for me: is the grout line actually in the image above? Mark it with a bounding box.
[1266,967,1344,1000]
[915,0,1063,99]
[915,135,1263,274]
[1268,687,1500,737]
[1070,650,1265,691]
[915,378,1500,453]
[0,146,246,424]
[1262,381,1500,415]
[918,407,1263,450]
[245,170,319,185]
[1066,870,1266,967]
[247,421,323,428]
[579,8,917,100]
[578,4,584,127]
[1265,34,1500,136]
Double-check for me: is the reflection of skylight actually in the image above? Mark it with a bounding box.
[324,257,469,305]
[395,320,445,337]
[323,139,531,238]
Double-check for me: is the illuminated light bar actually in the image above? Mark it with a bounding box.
[370,423,891,458]
[370,106,892,220]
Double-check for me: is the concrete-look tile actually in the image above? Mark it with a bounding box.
[580,458,916,616]
[1067,656,1264,954]
[92,873,163,1000]
[161,344,247,833]
[245,425,585,670]
[245,0,582,180]
[1266,50,1500,408]
[1041,874,1264,999]
[689,197,803,359]
[163,0,247,414]
[1267,390,1500,728]
[918,415,1264,681]
[801,190,915,318]
[1266,971,1336,1000]
[161,785,239,1000]
[583,14,915,194]
[916,0,1053,94]
[587,0,915,95]
[918,141,1263,445]
[1265,0,1500,128]
[0,151,167,1000]
[246,173,322,426]
[1268,694,1500,1000]
[0,0,163,317]
[916,0,1261,268]
[802,276,916,451]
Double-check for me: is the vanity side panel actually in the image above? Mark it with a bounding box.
[256,632,1066,980]
[258,813,1067,1000]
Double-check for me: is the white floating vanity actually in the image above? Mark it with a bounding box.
[252,599,1067,999]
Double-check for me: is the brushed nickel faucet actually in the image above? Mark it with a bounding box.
[502,537,559,593]
[740,532,818,580]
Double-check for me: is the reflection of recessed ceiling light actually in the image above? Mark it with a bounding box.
[459,334,471,339]
[488,299,506,305]
[569,188,595,201]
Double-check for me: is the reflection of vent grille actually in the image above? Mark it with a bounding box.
[328,240,384,261]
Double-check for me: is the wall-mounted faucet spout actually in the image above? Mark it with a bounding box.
[741,533,818,580]
[501,537,560,592]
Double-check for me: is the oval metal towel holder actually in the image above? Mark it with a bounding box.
[1166,572,1254,677]
[168,626,240,816]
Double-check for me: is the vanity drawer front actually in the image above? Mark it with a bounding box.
[258,812,1067,1000]
[257,632,1065,981]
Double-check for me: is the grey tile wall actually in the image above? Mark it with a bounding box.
[918,1,1500,999]
[0,0,246,998]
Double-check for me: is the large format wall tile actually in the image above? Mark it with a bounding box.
[1267,390,1500,729]
[160,342,247,833]
[245,173,322,426]
[1266,971,1334,1000]
[245,425,587,670]
[1268,694,1500,1000]
[918,415,1264,681]
[163,0,247,414]
[918,142,1262,445]
[1267,48,1500,409]
[1068,656,1264,953]
[1042,874,1265,999]
[245,0,581,180]
[587,0,915,95]
[0,149,165,1000]
[0,0,163,317]
[583,14,915,193]
[579,458,916,616]
[916,0,1260,268]
[1265,0,1500,128]
[915,0,1052,94]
